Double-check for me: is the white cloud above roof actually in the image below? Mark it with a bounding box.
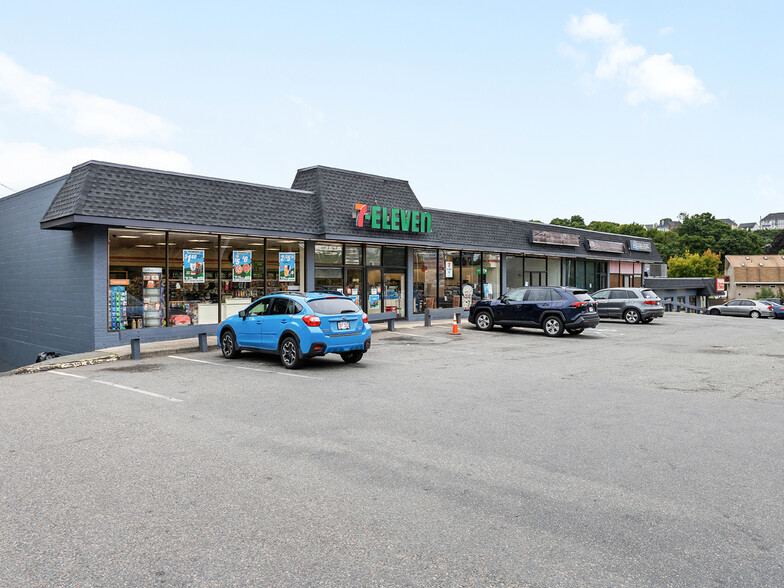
[563,12,713,114]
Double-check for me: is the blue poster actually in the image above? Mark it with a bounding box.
[279,252,296,282]
[183,250,205,283]
[368,294,380,310]
[232,250,252,282]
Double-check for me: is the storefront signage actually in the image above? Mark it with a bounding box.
[354,203,432,233]
[445,260,454,278]
[532,230,580,247]
[183,251,205,283]
[716,277,725,292]
[587,239,625,253]
[232,250,252,283]
[629,240,652,252]
[279,252,296,282]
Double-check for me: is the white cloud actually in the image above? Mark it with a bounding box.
[0,141,192,193]
[564,12,713,113]
[659,26,675,36]
[0,53,190,192]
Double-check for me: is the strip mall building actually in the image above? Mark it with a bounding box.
[0,162,661,369]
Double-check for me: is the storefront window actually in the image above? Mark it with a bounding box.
[384,271,406,317]
[462,252,482,306]
[414,249,437,313]
[525,257,546,287]
[547,258,561,286]
[366,246,381,266]
[438,250,461,308]
[483,253,500,299]
[108,229,167,331]
[167,232,220,326]
[383,246,406,267]
[315,243,343,265]
[345,245,362,265]
[506,256,524,290]
[266,239,305,293]
[314,267,343,293]
[219,236,265,321]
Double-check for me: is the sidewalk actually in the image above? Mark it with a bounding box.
[9,318,463,375]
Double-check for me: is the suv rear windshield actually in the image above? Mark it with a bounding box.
[307,298,362,315]
[641,289,658,299]
[571,290,593,302]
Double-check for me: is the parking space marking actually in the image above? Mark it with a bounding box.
[168,355,322,380]
[51,371,183,402]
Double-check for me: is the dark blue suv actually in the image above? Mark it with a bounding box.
[468,286,599,336]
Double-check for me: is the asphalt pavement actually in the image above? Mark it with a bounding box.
[1,312,783,586]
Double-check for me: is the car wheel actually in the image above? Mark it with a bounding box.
[750,310,760,319]
[220,330,241,359]
[340,351,364,364]
[710,308,720,315]
[475,311,494,331]
[542,315,564,337]
[567,328,584,335]
[623,308,641,324]
[279,336,303,369]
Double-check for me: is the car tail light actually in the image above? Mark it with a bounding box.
[570,301,588,308]
[302,315,321,326]
[362,313,368,323]
[644,300,659,305]
[767,306,773,310]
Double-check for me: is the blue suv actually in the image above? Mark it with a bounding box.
[218,292,371,369]
[468,286,599,336]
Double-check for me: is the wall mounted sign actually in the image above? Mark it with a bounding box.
[232,250,252,283]
[587,239,625,253]
[716,277,725,292]
[628,240,652,252]
[183,250,205,283]
[279,252,296,282]
[354,203,432,233]
[532,230,580,247]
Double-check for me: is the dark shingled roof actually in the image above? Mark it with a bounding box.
[42,161,321,236]
[41,161,661,261]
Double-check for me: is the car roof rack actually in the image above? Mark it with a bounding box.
[268,291,307,297]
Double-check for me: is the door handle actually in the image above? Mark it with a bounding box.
[280,319,288,323]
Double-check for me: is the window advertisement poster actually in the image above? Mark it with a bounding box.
[445,260,454,278]
[369,294,381,310]
[232,250,252,283]
[279,252,296,282]
[183,250,205,283]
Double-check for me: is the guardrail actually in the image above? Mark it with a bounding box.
[118,324,215,360]
[367,311,397,331]
[662,299,708,314]
[424,307,468,327]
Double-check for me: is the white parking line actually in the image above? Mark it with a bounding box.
[168,355,322,380]
[51,371,183,402]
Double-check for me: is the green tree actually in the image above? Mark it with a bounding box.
[549,215,587,229]
[616,222,648,237]
[754,287,776,300]
[587,220,621,233]
[667,249,722,278]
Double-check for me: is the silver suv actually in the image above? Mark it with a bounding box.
[591,287,665,324]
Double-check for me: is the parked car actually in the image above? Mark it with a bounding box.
[759,299,784,319]
[708,299,773,318]
[590,287,665,324]
[218,292,371,369]
[468,286,599,337]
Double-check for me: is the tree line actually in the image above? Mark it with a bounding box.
[548,213,784,278]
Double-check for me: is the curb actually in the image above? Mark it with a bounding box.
[14,355,120,375]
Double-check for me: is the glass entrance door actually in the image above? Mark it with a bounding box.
[383,271,405,318]
[367,269,382,315]
[345,268,363,308]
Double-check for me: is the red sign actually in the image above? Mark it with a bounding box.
[716,278,725,292]
[110,279,130,286]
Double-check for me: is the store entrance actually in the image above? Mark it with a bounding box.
[365,268,405,318]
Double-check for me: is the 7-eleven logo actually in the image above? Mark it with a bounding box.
[354,203,368,227]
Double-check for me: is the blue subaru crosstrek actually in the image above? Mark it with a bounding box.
[218,292,371,369]
[469,286,599,336]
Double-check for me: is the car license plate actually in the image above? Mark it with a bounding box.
[337,321,350,330]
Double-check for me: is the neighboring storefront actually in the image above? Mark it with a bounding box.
[0,161,661,369]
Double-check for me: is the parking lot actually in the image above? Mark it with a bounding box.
[2,312,784,586]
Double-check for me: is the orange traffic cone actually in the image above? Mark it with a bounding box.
[451,314,461,335]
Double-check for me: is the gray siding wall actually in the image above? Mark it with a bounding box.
[0,179,100,370]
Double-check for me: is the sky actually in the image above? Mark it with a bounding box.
[0,1,782,225]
